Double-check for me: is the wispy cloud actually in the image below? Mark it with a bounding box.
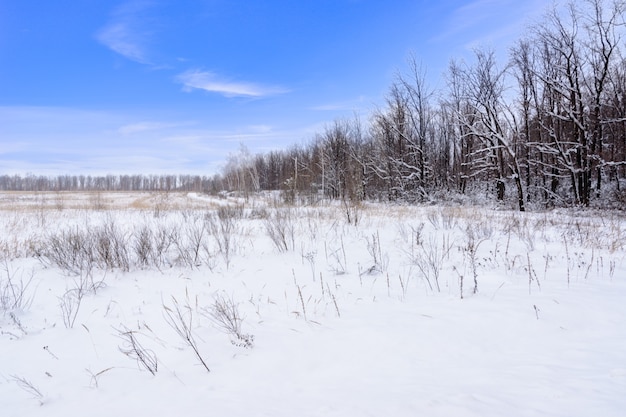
[433,0,494,41]
[248,124,273,133]
[117,121,190,135]
[175,69,289,98]
[0,142,28,155]
[0,106,316,175]
[96,1,154,65]
[432,0,547,47]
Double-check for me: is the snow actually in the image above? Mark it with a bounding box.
[1,192,625,416]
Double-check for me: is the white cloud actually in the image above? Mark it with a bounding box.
[248,124,273,133]
[96,1,154,65]
[117,121,189,135]
[175,69,288,98]
[97,23,149,64]
[0,106,317,175]
[0,142,28,155]
[432,0,547,46]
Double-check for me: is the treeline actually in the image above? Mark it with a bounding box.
[3,1,626,210]
[0,173,220,193]
[220,0,626,210]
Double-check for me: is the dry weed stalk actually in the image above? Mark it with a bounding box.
[117,326,158,375]
[463,223,489,295]
[410,234,453,292]
[11,374,44,404]
[163,295,210,373]
[86,367,115,388]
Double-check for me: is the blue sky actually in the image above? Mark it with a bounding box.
[1,0,548,175]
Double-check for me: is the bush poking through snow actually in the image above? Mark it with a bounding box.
[0,261,35,314]
[263,209,295,253]
[203,294,254,349]
[41,220,130,274]
[174,215,207,269]
[133,225,154,269]
[95,218,130,271]
[409,234,453,292]
[41,227,93,275]
[205,209,240,269]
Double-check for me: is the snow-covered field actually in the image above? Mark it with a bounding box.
[1,191,625,416]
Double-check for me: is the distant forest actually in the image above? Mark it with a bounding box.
[3,1,626,210]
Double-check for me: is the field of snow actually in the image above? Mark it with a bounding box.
[1,191,625,416]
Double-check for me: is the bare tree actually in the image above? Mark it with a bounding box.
[371,73,432,202]
[452,49,527,210]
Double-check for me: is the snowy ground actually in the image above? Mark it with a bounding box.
[1,192,625,416]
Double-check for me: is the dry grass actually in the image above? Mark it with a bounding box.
[0,191,233,212]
